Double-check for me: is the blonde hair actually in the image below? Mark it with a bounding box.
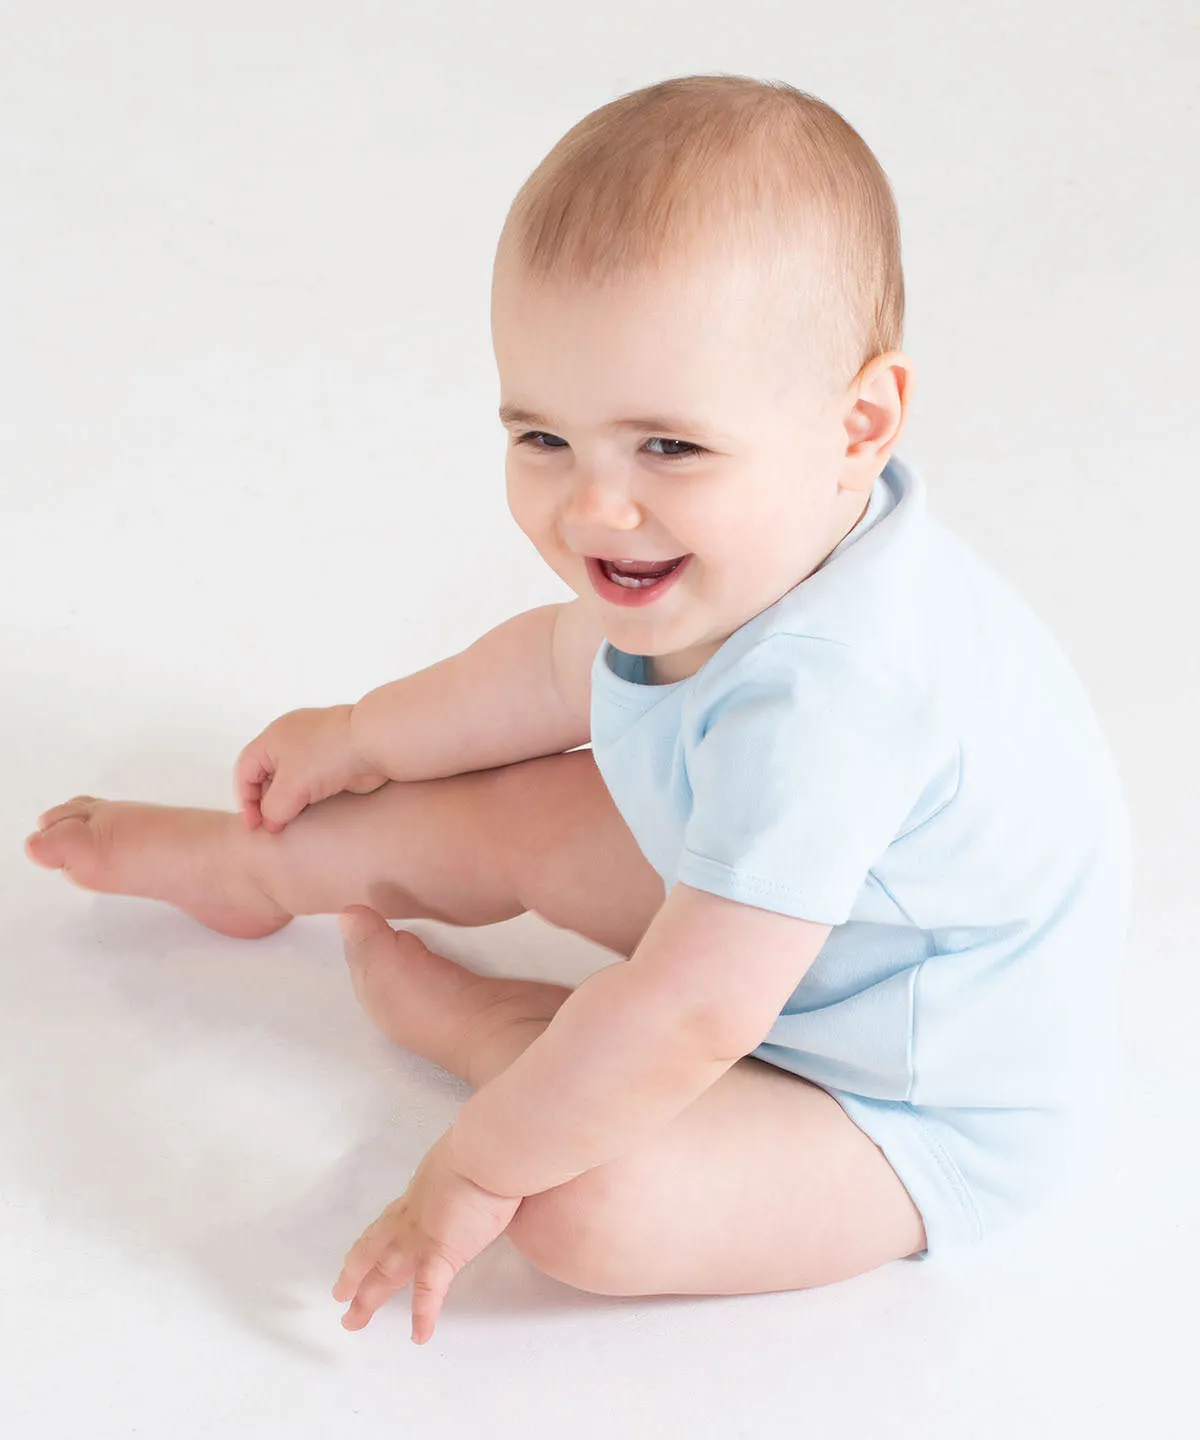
[496,74,905,396]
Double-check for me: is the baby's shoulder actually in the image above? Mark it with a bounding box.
[688,624,931,729]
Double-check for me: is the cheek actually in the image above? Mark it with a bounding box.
[691,490,814,577]
[685,495,758,556]
[504,465,536,527]
[505,468,558,549]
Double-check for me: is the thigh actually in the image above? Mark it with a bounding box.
[507,1056,928,1296]
[493,747,666,958]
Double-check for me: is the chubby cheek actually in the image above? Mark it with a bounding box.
[505,469,574,574]
[504,468,545,543]
[691,506,799,607]
[682,507,757,580]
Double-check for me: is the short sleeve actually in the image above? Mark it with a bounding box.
[677,633,948,925]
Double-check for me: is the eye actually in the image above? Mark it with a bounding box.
[644,437,704,460]
[513,431,705,461]
[513,430,568,450]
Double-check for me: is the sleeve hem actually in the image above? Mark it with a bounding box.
[676,850,852,926]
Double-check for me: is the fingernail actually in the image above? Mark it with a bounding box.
[337,914,353,937]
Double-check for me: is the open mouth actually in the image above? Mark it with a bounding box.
[599,556,687,587]
[586,554,691,606]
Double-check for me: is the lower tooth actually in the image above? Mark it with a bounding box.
[604,561,678,587]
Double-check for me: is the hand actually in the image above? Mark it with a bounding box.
[331,1128,522,1344]
[234,704,390,832]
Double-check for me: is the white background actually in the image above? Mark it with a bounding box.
[3,2,1197,1435]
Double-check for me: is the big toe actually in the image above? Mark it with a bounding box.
[339,906,419,983]
[337,908,449,1035]
[339,904,392,944]
[25,814,100,882]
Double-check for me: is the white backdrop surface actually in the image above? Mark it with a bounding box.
[2,2,1196,1436]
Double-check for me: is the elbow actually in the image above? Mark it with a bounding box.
[681,988,786,1064]
[677,1003,762,1067]
[593,966,751,1069]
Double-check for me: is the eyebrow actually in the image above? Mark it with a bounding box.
[498,403,721,439]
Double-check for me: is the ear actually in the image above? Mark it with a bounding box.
[838,351,915,490]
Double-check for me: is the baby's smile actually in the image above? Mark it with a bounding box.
[586,552,692,606]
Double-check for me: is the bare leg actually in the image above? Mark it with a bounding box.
[23,781,573,1085]
[23,768,527,940]
[338,908,930,1296]
[24,750,664,955]
[27,759,929,1294]
[24,749,663,1105]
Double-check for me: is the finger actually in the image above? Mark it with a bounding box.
[234,753,269,824]
[235,748,267,791]
[332,1220,388,1304]
[410,1250,456,1345]
[239,789,263,829]
[340,1250,417,1331]
[260,774,310,832]
[332,1202,406,1302]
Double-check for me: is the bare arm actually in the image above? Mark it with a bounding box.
[446,884,833,1198]
[349,599,603,783]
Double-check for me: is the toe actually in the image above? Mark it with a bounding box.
[339,907,423,998]
[336,910,481,1060]
[25,812,107,888]
[36,797,98,831]
[26,815,86,872]
[339,913,426,1043]
[338,903,391,938]
[338,905,398,964]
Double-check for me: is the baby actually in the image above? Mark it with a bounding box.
[24,75,1132,1343]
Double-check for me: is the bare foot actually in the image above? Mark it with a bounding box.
[338,905,569,1085]
[24,796,292,940]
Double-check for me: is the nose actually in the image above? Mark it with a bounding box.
[560,468,643,533]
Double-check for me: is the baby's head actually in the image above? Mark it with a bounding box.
[491,75,913,681]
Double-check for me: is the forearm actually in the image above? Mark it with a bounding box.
[446,961,737,1199]
[349,603,582,783]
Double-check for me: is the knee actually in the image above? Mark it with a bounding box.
[505,1162,650,1297]
[485,748,599,887]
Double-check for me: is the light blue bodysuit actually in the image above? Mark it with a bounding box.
[589,454,1133,1260]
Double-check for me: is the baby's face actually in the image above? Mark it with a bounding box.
[492,251,877,683]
